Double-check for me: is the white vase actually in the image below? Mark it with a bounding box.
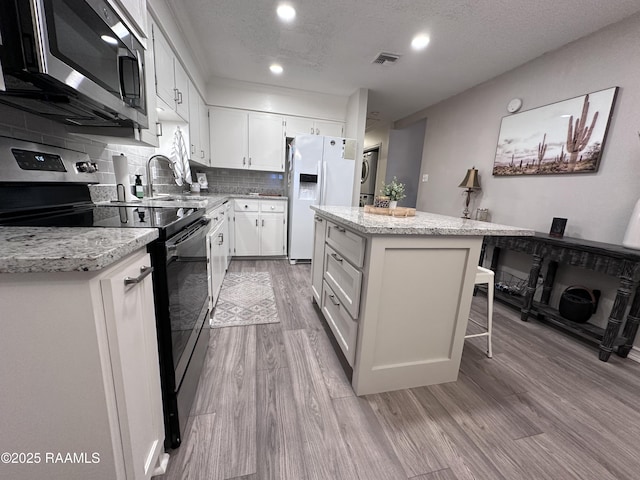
[389,200,398,209]
[623,198,640,249]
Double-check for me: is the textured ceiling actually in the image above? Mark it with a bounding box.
[168,0,640,124]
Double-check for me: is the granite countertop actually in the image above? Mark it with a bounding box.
[97,193,287,210]
[311,206,534,236]
[0,227,158,274]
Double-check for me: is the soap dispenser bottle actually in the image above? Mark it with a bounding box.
[135,174,144,199]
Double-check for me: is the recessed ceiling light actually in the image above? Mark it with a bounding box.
[411,34,430,50]
[270,64,284,75]
[100,34,118,45]
[277,4,296,22]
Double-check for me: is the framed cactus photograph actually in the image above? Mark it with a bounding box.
[493,87,618,176]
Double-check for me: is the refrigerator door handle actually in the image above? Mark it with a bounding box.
[321,161,328,206]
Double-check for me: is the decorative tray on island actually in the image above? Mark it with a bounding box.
[364,205,416,217]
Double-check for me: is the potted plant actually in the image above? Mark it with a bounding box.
[381,177,406,209]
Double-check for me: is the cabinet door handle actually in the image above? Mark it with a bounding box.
[201,150,204,158]
[173,88,179,103]
[336,226,346,233]
[310,127,314,134]
[262,219,265,227]
[315,217,323,223]
[315,128,320,135]
[328,294,340,306]
[243,157,246,166]
[156,122,163,137]
[124,266,153,285]
[177,91,183,104]
[331,252,343,263]
[256,219,258,227]
[249,157,252,166]
[218,233,224,245]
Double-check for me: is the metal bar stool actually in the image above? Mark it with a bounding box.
[465,266,494,358]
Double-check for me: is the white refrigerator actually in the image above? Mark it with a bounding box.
[288,135,357,263]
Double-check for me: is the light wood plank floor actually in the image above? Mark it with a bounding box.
[156,259,640,480]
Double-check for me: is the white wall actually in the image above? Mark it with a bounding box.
[386,119,426,208]
[206,77,348,121]
[346,88,369,206]
[400,13,640,244]
[397,12,640,346]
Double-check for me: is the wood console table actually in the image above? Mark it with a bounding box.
[480,233,640,362]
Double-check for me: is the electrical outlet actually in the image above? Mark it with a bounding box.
[422,174,429,182]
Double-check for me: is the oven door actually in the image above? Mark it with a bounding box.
[165,217,210,386]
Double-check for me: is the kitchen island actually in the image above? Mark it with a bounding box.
[310,206,533,395]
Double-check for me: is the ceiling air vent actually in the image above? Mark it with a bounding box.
[372,52,401,65]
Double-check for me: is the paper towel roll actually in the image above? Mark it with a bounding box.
[112,154,137,202]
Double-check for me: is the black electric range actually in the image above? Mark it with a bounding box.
[0,136,210,449]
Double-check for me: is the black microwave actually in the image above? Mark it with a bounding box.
[0,0,148,128]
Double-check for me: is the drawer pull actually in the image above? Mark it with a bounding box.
[331,253,343,263]
[124,266,153,285]
[336,226,346,233]
[328,294,340,306]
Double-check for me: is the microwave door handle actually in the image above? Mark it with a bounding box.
[134,49,144,108]
[0,59,5,91]
[321,161,327,206]
[0,32,5,91]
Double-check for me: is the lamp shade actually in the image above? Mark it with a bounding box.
[458,167,481,189]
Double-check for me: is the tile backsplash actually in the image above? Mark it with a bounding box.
[191,165,286,196]
[0,103,287,197]
[0,104,161,184]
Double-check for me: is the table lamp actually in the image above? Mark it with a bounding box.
[458,167,481,219]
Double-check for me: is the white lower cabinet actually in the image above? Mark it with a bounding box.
[315,219,366,367]
[206,205,227,310]
[311,215,327,303]
[233,199,287,256]
[208,220,226,307]
[0,248,166,480]
[225,201,234,267]
[321,280,358,366]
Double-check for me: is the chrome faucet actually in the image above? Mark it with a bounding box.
[146,154,177,198]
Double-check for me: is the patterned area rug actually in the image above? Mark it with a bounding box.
[211,272,280,328]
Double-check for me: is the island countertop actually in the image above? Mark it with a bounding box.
[311,206,534,236]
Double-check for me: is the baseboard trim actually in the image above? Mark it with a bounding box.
[627,346,640,364]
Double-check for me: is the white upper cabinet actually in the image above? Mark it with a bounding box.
[199,98,210,164]
[314,119,345,137]
[210,107,284,172]
[210,107,249,169]
[174,61,190,121]
[284,116,315,137]
[285,117,345,138]
[152,24,189,121]
[188,81,201,161]
[108,0,148,38]
[248,113,285,172]
[187,80,210,166]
